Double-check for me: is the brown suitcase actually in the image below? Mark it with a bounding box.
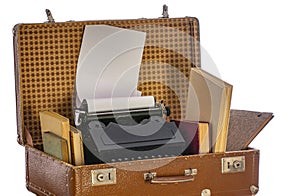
[13,8,273,196]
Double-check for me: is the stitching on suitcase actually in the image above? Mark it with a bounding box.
[25,146,29,182]
[27,181,55,195]
[65,167,73,196]
[13,24,25,146]
[20,18,189,28]
[74,167,82,195]
[251,151,259,184]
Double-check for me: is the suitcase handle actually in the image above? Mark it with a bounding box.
[149,175,194,184]
[144,168,197,184]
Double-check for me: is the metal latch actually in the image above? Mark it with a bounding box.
[222,156,245,174]
[91,168,117,186]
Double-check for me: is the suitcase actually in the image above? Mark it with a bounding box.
[13,8,273,196]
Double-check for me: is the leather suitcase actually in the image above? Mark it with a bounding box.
[13,8,272,196]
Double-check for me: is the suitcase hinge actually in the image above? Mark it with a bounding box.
[162,4,169,18]
[45,9,55,23]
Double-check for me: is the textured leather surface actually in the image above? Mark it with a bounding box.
[26,144,259,196]
[26,145,74,196]
[227,110,273,151]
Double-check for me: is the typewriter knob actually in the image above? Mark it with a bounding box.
[160,100,171,117]
[88,121,105,129]
[165,106,171,116]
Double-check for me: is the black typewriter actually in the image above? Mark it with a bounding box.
[74,99,187,164]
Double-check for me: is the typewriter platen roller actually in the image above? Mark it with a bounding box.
[75,99,186,164]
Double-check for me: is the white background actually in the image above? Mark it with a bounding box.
[0,0,299,195]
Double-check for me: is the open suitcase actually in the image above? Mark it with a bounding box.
[13,7,273,196]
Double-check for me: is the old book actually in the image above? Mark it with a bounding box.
[174,120,210,154]
[198,122,210,153]
[70,126,85,166]
[43,132,69,162]
[39,111,72,163]
[185,67,232,152]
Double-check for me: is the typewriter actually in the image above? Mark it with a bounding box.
[74,97,187,164]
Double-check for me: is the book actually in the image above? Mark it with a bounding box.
[185,67,232,152]
[198,122,210,153]
[39,111,72,163]
[173,120,210,154]
[70,126,85,166]
[43,132,69,162]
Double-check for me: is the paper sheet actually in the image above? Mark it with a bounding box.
[85,96,155,113]
[76,25,146,105]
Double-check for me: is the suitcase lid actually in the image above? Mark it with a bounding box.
[13,10,201,146]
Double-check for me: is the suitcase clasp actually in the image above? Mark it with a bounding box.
[221,156,245,174]
[91,168,117,186]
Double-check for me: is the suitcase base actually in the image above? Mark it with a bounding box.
[26,145,259,196]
